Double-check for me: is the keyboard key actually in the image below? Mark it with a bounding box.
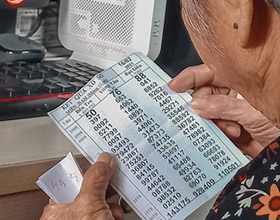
[43,83,62,93]
[52,68,67,75]
[22,78,44,84]
[76,71,90,76]
[2,66,14,73]
[48,76,68,84]
[0,67,7,74]
[56,82,75,92]
[14,66,26,72]
[55,63,68,69]
[0,59,103,120]
[89,66,103,72]
[65,67,79,72]
[7,70,29,79]
[26,64,40,71]
[74,76,88,83]
[87,70,100,76]
[39,69,53,77]
[24,84,46,96]
[77,66,91,72]
[27,71,44,79]
[15,61,28,66]
[65,62,80,68]
[69,81,84,89]
[41,64,54,71]
[45,77,58,84]
[0,74,13,82]
[2,85,26,97]
[79,62,94,67]
[62,72,79,78]
[86,75,94,80]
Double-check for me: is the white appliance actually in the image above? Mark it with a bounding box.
[58,0,167,68]
[0,0,49,8]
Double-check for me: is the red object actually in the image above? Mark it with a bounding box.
[5,0,25,6]
[239,175,247,182]
[0,93,74,102]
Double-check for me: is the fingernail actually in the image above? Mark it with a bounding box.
[168,79,175,87]
[98,152,116,171]
[191,97,205,109]
[226,126,241,138]
[191,98,199,108]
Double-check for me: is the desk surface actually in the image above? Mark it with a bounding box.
[0,117,79,166]
[0,116,215,220]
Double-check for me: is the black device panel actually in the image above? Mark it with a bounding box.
[155,0,202,78]
[0,9,17,34]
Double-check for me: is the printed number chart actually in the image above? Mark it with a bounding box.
[49,53,249,220]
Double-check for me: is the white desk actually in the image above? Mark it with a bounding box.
[0,116,215,220]
[0,117,83,220]
[0,117,79,166]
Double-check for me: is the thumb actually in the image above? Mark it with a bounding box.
[80,152,116,200]
[168,64,214,93]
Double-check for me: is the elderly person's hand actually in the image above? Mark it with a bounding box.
[40,152,123,220]
[169,64,280,158]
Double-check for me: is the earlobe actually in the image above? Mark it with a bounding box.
[238,0,254,48]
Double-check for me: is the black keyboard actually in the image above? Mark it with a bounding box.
[0,59,103,121]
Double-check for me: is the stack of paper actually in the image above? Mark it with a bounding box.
[36,152,83,204]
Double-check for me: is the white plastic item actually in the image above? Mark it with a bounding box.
[58,0,167,68]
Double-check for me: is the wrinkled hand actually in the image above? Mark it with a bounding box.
[168,64,280,158]
[40,152,123,220]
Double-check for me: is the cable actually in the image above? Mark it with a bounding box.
[25,1,59,38]
[25,9,44,37]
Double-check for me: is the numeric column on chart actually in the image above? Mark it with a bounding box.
[112,169,164,220]
[65,122,102,164]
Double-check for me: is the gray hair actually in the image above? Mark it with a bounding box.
[180,0,219,52]
[265,0,280,13]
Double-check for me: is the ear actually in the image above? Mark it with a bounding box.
[225,0,254,47]
[238,0,254,48]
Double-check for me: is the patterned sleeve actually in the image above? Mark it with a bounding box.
[205,137,280,220]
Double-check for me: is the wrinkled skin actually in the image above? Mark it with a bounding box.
[180,0,280,127]
[169,64,280,158]
[40,153,123,220]
[40,1,280,219]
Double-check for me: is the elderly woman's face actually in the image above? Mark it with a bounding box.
[181,0,280,126]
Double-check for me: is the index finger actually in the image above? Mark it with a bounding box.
[168,64,224,93]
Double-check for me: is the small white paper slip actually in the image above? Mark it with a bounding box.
[48,52,249,220]
[36,152,83,204]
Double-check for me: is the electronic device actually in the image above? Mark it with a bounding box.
[155,0,202,77]
[58,0,167,69]
[0,33,46,63]
[0,0,51,35]
[0,0,50,8]
[0,59,102,121]
[0,0,202,121]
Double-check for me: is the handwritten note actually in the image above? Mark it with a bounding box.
[36,152,83,204]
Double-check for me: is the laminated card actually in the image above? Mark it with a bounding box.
[48,53,249,220]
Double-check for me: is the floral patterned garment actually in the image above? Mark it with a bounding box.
[205,137,280,220]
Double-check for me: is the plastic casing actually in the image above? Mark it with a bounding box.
[58,0,167,68]
[0,0,49,8]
